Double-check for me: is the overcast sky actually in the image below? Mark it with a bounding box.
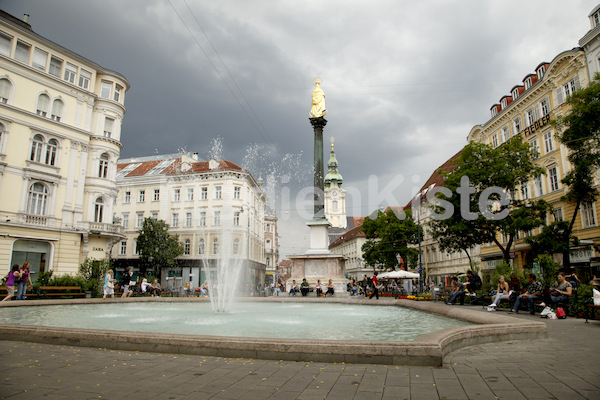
[2,1,597,256]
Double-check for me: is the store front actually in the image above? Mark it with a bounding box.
[9,239,53,281]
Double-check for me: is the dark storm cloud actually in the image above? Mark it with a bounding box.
[2,0,594,254]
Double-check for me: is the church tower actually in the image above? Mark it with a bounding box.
[324,138,347,229]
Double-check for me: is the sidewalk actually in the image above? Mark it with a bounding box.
[0,308,598,400]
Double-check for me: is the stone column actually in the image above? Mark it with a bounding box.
[309,117,327,220]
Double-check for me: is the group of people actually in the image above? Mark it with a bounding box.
[2,262,33,301]
[103,267,161,299]
[445,270,482,305]
[287,278,335,297]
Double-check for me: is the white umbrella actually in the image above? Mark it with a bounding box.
[377,270,419,279]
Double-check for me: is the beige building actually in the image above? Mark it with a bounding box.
[0,11,129,279]
[468,46,599,277]
[111,152,268,292]
[263,212,279,284]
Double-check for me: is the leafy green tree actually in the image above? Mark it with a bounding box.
[430,138,547,263]
[550,73,600,268]
[78,258,111,296]
[360,209,419,272]
[136,218,184,277]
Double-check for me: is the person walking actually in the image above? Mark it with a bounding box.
[103,269,116,299]
[369,273,380,300]
[2,264,20,302]
[119,267,134,298]
[16,262,32,300]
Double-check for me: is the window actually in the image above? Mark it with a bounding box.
[136,213,143,227]
[501,98,507,109]
[332,200,338,210]
[234,186,241,199]
[592,9,600,27]
[520,184,529,200]
[135,241,140,255]
[172,213,179,228]
[153,189,160,201]
[201,187,208,200]
[199,211,206,226]
[0,79,11,103]
[512,88,520,100]
[114,84,123,102]
[543,131,554,153]
[45,139,57,165]
[500,126,509,143]
[557,76,580,105]
[36,94,50,117]
[548,167,559,191]
[233,238,240,254]
[79,70,91,90]
[198,238,205,255]
[581,202,597,228]
[30,134,44,162]
[491,134,498,148]
[524,77,532,90]
[512,117,521,135]
[98,153,109,178]
[51,99,64,122]
[184,239,190,255]
[538,97,550,117]
[120,241,127,255]
[213,210,221,226]
[0,32,11,56]
[124,191,131,203]
[151,212,158,219]
[122,214,129,228]
[64,63,77,84]
[94,197,104,223]
[49,56,62,77]
[138,190,145,202]
[103,118,114,138]
[525,108,536,127]
[234,211,241,226]
[27,182,48,215]
[15,40,31,63]
[552,208,563,222]
[529,138,539,158]
[186,187,194,201]
[32,48,47,70]
[534,176,544,197]
[100,81,111,99]
[537,65,546,79]
[215,186,222,199]
[185,212,192,227]
[491,108,498,118]
[173,188,180,202]
[266,223,271,233]
[213,238,219,255]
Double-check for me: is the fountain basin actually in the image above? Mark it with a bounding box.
[0,297,547,366]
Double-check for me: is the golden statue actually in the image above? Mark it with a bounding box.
[310,77,327,118]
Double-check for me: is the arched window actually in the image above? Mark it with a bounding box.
[98,153,109,178]
[0,79,11,103]
[45,139,58,165]
[27,182,48,215]
[212,238,219,255]
[30,134,44,162]
[184,239,191,255]
[36,94,50,117]
[233,238,240,254]
[332,200,338,210]
[94,197,104,223]
[198,238,205,255]
[51,99,64,122]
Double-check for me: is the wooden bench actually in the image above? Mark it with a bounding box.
[0,287,39,300]
[38,286,85,298]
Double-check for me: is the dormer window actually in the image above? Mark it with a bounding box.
[512,89,519,100]
[524,77,532,90]
[592,9,600,28]
[491,106,498,118]
[537,66,546,79]
[501,98,507,109]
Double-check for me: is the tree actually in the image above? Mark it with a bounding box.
[136,218,184,277]
[360,209,419,272]
[550,73,600,268]
[429,138,548,263]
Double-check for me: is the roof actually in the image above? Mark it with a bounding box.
[117,155,245,178]
[404,149,463,209]
[329,224,366,248]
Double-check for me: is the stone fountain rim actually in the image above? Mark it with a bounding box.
[0,297,547,366]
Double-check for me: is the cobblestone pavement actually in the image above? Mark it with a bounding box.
[0,309,598,399]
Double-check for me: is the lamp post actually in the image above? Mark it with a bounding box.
[412,192,425,294]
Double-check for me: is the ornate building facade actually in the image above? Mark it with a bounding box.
[111,152,269,291]
[0,11,129,279]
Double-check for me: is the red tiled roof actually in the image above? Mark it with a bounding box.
[117,157,245,178]
[329,224,366,248]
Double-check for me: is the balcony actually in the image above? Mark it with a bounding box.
[87,222,124,235]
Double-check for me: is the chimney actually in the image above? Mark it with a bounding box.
[192,152,199,161]
[23,14,30,23]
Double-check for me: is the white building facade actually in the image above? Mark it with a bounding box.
[0,11,129,279]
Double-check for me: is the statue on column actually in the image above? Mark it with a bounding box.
[310,77,327,118]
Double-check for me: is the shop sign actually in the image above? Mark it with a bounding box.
[522,114,550,135]
[483,259,503,270]
[570,247,593,263]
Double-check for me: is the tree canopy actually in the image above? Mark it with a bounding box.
[136,218,184,277]
[360,209,419,271]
